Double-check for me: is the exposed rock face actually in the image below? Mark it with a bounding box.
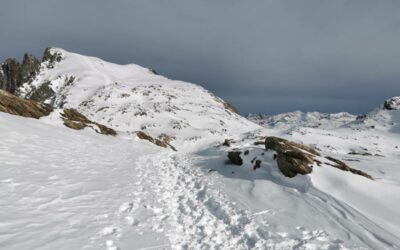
[227,151,243,165]
[42,47,63,68]
[0,90,53,118]
[28,81,55,103]
[0,53,41,94]
[20,53,41,83]
[222,100,239,114]
[264,136,373,180]
[383,96,400,110]
[61,108,117,136]
[265,136,317,177]
[136,131,177,151]
[1,59,21,93]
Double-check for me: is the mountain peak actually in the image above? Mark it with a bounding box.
[383,96,400,110]
[5,47,257,148]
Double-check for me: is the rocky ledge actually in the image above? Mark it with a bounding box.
[61,108,117,136]
[0,90,53,118]
[227,136,374,180]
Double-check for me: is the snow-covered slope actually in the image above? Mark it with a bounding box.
[17,48,257,149]
[244,97,400,249]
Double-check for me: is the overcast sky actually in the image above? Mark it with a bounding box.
[1,0,400,114]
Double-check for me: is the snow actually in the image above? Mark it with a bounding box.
[19,48,258,151]
[1,48,400,249]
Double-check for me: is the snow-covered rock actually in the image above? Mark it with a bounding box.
[383,96,400,110]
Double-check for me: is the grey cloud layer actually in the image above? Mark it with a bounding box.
[1,0,399,114]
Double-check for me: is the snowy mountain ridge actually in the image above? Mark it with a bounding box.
[248,96,400,133]
[12,48,258,149]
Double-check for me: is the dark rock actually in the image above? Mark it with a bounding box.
[136,131,177,151]
[254,141,265,145]
[0,90,53,118]
[1,59,21,93]
[222,139,232,147]
[265,136,320,156]
[264,136,373,180]
[253,160,261,170]
[0,53,41,94]
[227,151,243,165]
[61,108,117,136]
[244,150,249,155]
[356,114,367,121]
[20,53,40,83]
[383,97,400,110]
[325,156,374,180]
[265,136,317,177]
[276,151,314,177]
[42,47,63,68]
[28,81,55,103]
[149,68,158,75]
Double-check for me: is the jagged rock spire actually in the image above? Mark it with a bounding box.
[0,52,41,94]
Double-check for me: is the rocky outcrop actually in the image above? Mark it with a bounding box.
[20,54,41,84]
[42,47,63,68]
[227,151,243,165]
[61,108,117,136]
[0,53,41,94]
[222,100,239,114]
[28,81,55,103]
[383,96,400,110]
[0,90,53,118]
[265,136,317,177]
[0,48,63,94]
[136,131,177,151]
[264,136,373,180]
[0,59,21,93]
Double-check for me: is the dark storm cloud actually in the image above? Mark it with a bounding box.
[1,0,400,114]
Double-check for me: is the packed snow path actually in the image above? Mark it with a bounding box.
[135,152,267,249]
[106,152,349,250]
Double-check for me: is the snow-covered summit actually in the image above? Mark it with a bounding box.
[16,48,258,149]
[383,96,400,110]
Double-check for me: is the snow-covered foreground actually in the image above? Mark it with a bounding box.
[0,112,353,250]
[2,111,400,249]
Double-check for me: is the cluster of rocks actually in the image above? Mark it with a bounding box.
[0,90,116,136]
[0,48,62,95]
[0,54,41,94]
[0,90,53,118]
[226,136,374,180]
